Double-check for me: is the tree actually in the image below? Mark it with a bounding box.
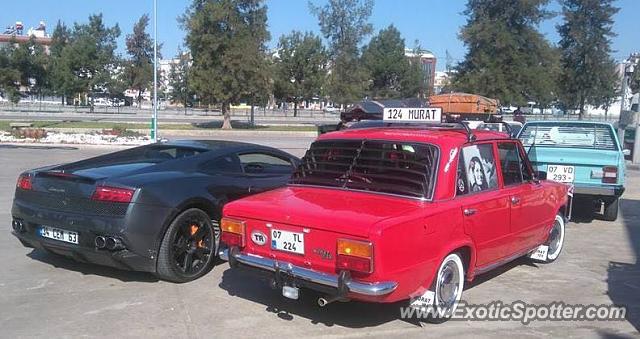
[361,25,422,99]
[49,21,69,103]
[273,31,327,116]
[594,62,621,119]
[0,44,21,104]
[452,0,558,108]
[631,60,640,94]
[0,37,48,104]
[63,14,121,109]
[13,37,49,98]
[557,0,619,119]
[183,0,271,129]
[167,50,194,114]
[124,14,158,108]
[406,41,430,98]
[310,0,373,106]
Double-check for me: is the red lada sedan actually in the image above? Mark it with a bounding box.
[219,124,570,317]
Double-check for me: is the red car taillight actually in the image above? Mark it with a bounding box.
[17,174,32,190]
[220,218,245,247]
[336,238,373,274]
[602,166,618,184]
[91,186,134,203]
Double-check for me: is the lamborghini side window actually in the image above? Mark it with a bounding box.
[201,155,242,174]
[238,152,293,175]
[143,146,204,160]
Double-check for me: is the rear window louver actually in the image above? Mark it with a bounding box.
[520,124,618,150]
[291,139,438,199]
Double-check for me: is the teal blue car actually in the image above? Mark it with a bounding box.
[518,121,626,221]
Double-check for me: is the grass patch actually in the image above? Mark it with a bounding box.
[0,120,318,132]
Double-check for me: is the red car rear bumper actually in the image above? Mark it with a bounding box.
[220,247,398,301]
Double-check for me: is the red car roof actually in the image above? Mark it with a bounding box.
[317,127,510,146]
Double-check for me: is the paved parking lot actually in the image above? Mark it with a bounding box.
[0,139,639,338]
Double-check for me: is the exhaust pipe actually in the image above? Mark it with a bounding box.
[317,297,330,307]
[12,219,25,232]
[317,295,343,307]
[95,236,106,249]
[105,237,125,251]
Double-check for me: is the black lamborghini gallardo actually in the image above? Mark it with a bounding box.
[11,140,299,282]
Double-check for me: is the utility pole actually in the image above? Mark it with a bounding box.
[151,0,159,141]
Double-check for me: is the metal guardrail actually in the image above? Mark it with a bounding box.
[503,113,620,123]
[0,101,341,119]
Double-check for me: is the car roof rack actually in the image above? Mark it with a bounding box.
[443,114,477,142]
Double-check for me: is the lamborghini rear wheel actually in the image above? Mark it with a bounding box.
[156,208,217,283]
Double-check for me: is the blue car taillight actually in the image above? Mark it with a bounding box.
[602,166,618,184]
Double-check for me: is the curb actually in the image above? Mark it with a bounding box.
[0,142,137,149]
[43,128,319,138]
[626,163,640,171]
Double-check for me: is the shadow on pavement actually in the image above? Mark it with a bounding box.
[26,248,159,283]
[568,197,599,224]
[465,256,537,290]
[218,268,418,328]
[0,144,78,150]
[607,198,640,332]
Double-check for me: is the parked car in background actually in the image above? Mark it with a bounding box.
[518,121,626,221]
[11,140,299,282]
[323,106,340,114]
[220,121,570,321]
[476,121,523,137]
[623,127,635,160]
[92,98,109,107]
[500,106,517,114]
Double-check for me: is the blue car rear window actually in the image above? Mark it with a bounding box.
[519,123,618,151]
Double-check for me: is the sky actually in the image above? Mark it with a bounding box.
[1,0,639,71]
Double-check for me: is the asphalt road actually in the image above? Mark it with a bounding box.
[0,140,639,338]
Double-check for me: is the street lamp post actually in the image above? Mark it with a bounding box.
[151,0,159,141]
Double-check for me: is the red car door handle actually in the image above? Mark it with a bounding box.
[511,196,520,205]
[463,208,477,216]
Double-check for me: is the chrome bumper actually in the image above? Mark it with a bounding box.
[220,248,398,297]
[573,184,624,197]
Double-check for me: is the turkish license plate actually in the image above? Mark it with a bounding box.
[530,245,549,261]
[271,229,304,255]
[547,165,575,183]
[40,226,79,244]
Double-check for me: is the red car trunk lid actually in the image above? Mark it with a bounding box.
[224,186,425,237]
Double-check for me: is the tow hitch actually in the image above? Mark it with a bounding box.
[270,261,300,300]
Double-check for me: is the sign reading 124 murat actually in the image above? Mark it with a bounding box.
[383,107,442,122]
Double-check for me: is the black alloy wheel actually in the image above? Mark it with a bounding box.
[156,208,218,282]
